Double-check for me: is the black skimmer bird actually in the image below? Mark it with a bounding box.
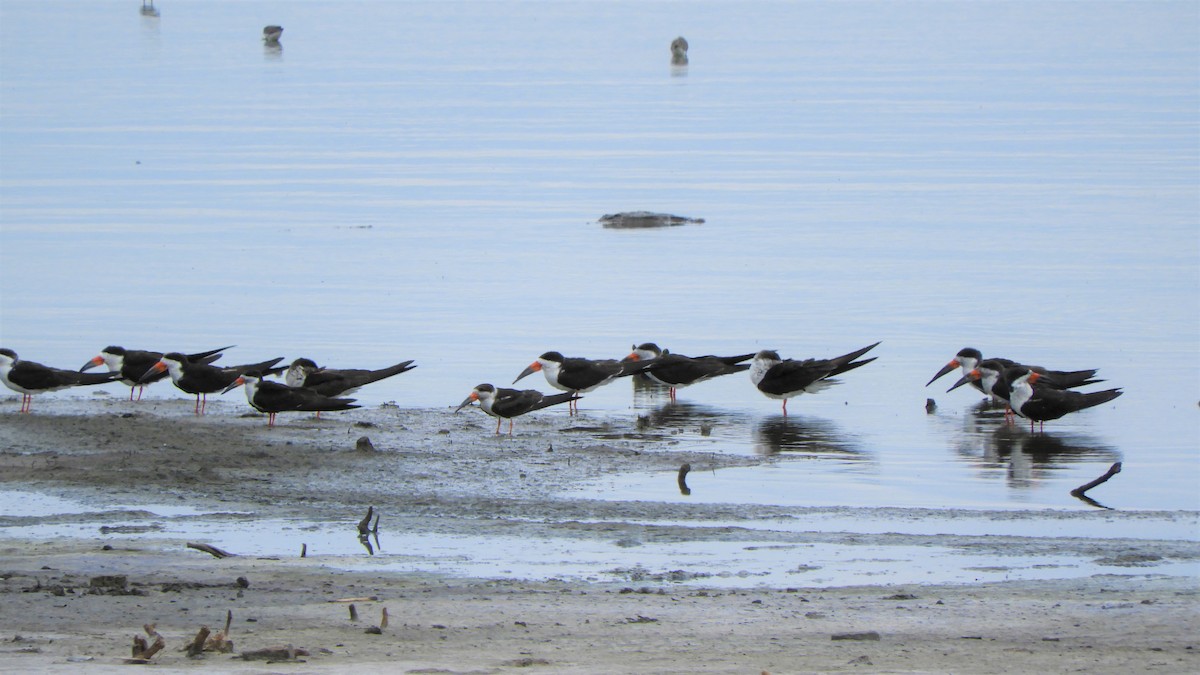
[456,383,579,435]
[749,342,880,416]
[1008,367,1122,432]
[928,347,1101,395]
[624,343,753,401]
[670,36,689,65]
[141,352,284,415]
[263,25,283,43]
[223,372,359,427]
[947,359,1104,422]
[0,349,121,413]
[514,351,656,414]
[81,345,231,401]
[284,357,416,398]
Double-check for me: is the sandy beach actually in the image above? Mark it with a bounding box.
[1,396,1197,673]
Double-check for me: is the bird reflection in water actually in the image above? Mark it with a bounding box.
[952,411,1122,491]
[140,1,159,18]
[753,416,865,459]
[634,400,737,437]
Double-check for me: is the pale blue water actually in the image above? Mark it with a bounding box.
[2,1,1198,514]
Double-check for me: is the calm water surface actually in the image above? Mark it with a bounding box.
[2,2,1198,515]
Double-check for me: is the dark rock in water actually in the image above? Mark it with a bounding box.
[598,211,704,229]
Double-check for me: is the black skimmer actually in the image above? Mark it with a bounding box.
[263,25,283,43]
[670,36,689,65]
[926,348,1009,392]
[749,342,880,416]
[456,383,579,435]
[1008,367,1122,432]
[223,372,359,427]
[947,359,1103,422]
[624,343,753,401]
[81,345,231,401]
[0,349,121,413]
[928,347,1101,396]
[514,351,655,414]
[141,352,284,415]
[284,357,416,398]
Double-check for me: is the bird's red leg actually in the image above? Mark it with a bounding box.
[782,399,789,417]
[129,387,135,401]
[508,419,514,436]
[20,394,32,413]
[194,395,201,415]
[495,417,502,435]
[670,387,677,402]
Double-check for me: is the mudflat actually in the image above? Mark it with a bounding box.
[0,396,1196,673]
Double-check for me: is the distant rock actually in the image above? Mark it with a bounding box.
[598,211,704,229]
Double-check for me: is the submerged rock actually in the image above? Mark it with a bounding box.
[598,211,704,229]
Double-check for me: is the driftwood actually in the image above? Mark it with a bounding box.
[357,507,379,535]
[301,543,307,558]
[677,463,692,496]
[239,645,309,661]
[598,211,704,229]
[187,542,234,559]
[329,596,379,603]
[1071,462,1122,508]
[128,623,165,663]
[1072,462,1122,497]
[204,610,235,653]
[185,626,211,657]
[365,607,390,635]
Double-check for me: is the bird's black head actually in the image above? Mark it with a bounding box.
[957,347,983,361]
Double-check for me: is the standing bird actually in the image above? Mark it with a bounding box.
[141,352,284,415]
[285,357,416,397]
[81,345,231,401]
[515,351,656,415]
[263,25,283,43]
[1,349,120,413]
[1008,368,1122,432]
[928,347,1101,398]
[223,372,359,427]
[624,343,753,401]
[670,36,689,65]
[948,358,1104,421]
[456,383,579,435]
[749,343,880,416]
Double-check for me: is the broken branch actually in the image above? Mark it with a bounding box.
[1071,462,1122,497]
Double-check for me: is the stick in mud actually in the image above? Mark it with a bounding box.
[186,625,211,657]
[677,463,692,496]
[357,506,374,535]
[1071,462,1122,497]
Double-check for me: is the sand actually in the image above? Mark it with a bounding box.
[0,394,1197,673]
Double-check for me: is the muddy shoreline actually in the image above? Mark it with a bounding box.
[1,396,1197,672]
